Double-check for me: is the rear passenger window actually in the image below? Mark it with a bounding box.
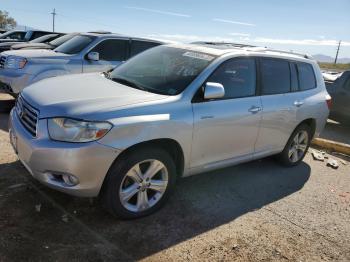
[130,41,160,57]
[91,39,128,61]
[207,58,256,99]
[260,58,290,95]
[297,63,316,90]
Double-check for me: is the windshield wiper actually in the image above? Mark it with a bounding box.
[111,77,147,91]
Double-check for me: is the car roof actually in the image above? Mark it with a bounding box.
[168,42,314,62]
[81,32,167,44]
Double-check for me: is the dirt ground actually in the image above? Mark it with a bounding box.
[0,99,350,261]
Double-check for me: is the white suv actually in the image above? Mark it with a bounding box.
[9,43,330,218]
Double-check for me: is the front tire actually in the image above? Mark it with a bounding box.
[278,124,311,167]
[100,147,176,219]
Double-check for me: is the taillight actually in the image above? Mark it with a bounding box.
[325,94,332,109]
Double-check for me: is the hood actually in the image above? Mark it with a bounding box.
[22,73,169,119]
[2,49,70,59]
[11,43,52,50]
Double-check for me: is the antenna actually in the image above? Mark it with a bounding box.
[51,8,57,32]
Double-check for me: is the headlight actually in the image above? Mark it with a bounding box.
[48,118,112,143]
[5,56,27,69]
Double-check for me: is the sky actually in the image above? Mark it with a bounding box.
[1,0,350,58]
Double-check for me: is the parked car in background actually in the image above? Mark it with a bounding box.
[324,70,350,121]
[0,30,26,42]
[0,33,64,53]
[0,30,53,43]
[0,32,164,96]
[0,29,7,34]
[11,33,77,51]
[8,43,330,218]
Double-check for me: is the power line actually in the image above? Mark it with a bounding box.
[334,40,341,64]
[51,8,56,32]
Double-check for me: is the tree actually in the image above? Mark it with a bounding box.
[0,10,17,29]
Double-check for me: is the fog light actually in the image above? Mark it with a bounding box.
[62,174,79,186]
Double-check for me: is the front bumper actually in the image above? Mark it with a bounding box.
[0,68,33,94]
[9,109,121,197]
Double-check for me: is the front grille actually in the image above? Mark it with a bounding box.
[0,56,6,68]
[15,96,39,137]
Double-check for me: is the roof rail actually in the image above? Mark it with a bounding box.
[87,30,112,34]
[247,47,313,59]
[191,41,256,48]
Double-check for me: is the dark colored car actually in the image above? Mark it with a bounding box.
[0,29,7,34]
[0,33,64,52]
[11,33,77,51]
[324,70,350,121]
[0,30,53,43]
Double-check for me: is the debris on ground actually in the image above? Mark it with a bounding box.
[327,159,339,169]
[8,183,26,189]
[61,214,69,223]
[35,204,41,213]
[331,151,350,160]
[232,244,239,250]
[340,160,347,165]
[312,150,325,161]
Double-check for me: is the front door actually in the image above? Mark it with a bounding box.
[191,57,262,168]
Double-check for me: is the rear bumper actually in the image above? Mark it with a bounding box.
[9,109,121,197]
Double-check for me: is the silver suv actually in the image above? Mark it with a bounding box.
[0,32,163,95]
[9,43,330,218]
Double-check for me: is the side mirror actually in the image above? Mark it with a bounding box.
[87,52,99,61]
[204,82,225,100]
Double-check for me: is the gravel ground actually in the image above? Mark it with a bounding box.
[0,110,350,261]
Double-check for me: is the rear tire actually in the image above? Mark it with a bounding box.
[278,124,311,167]
[100,147,176,219]
[0,99,15,113]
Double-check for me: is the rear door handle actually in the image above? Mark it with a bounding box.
[248,106,262,114]
[294,100,304,107]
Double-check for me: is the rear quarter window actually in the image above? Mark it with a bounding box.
[297,62,317,91]
[130,41,161,57]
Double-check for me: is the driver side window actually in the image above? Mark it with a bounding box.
[90,39,128,61]
[207,57,256,99]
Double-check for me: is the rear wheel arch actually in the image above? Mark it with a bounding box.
[297,118,316,139]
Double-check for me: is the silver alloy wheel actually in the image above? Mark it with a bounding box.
[119,159,168,212]
[288,130,308,163]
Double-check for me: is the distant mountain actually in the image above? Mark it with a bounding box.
[313,54,350,64]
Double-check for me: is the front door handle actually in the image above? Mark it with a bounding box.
[294,100,304,107]
[248,106,262,114]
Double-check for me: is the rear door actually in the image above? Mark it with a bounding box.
[191,57,262,168]
[254,58,301,156]
[83,39,128,73]
[129,40,161,58]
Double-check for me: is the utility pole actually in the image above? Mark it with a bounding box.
[334,40,341,64]
[51,8,57,32]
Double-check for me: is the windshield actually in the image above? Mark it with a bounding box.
[110,46,216,95]
[30,34,57,43]
[54,35,96,54]
[50,33,76,47]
